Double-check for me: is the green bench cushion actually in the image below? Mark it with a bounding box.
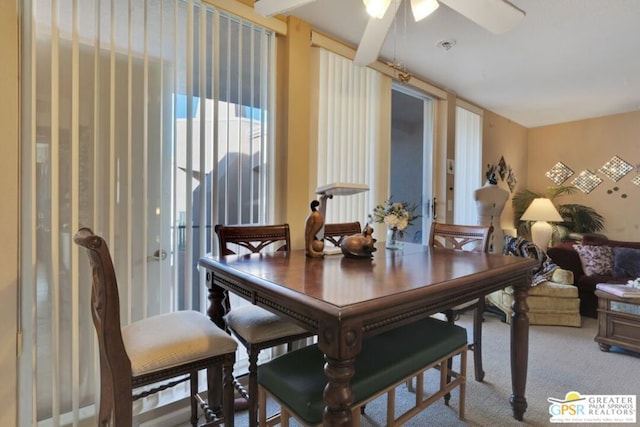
[258,316,467,425]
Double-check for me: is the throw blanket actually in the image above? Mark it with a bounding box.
[503,236,558,286]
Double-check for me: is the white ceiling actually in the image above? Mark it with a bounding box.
[284,0,640,128]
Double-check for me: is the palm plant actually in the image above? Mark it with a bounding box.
[512,185,605,243]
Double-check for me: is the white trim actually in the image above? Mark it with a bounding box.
[456,98,484,116]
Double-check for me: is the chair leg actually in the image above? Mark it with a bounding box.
[223,360,236,427]
[248,348,260,427]
[207,365,223,417]
[444,310,454,405]
[472,302,485,382]
[190,372,199,427]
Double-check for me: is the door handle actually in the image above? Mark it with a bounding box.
[148,249,167,262]
[432,197,437,219]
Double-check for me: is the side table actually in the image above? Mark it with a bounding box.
[594,289,640,353]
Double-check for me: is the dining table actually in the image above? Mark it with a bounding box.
[198,242,538,426]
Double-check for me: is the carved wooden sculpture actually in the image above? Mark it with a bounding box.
[340,223,377,258]
[305,200,325,258]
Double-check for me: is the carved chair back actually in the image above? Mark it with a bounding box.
[324,221,362,247]
[429,222,493,253]
[215,224,291,255]
[73,227,132,423]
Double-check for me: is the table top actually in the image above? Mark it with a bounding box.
[199,243,537,325]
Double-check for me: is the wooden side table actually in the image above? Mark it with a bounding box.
[595,289,640,353]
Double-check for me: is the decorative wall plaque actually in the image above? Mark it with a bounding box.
[572,170,602,194]
[599,156,633,182]
[545,162,574,185]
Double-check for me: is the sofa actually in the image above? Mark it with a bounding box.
[486,236,582,327]
[547,235,640,318]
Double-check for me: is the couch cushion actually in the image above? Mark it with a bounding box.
[612,247,640,278]
[573,244,613,276]
[551,268,574,285]
[503,281,578,298]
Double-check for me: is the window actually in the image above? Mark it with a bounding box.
[453,105,482,225]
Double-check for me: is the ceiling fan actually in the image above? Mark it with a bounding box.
[355,0,526,66]
[253,0,317,17]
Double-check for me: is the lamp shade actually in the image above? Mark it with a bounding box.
[521,198,563,222]
[411,0,439,21]
[363,0,392,19]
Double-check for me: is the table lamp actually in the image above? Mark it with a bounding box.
[315,182,369,216]
[521,198,563,249]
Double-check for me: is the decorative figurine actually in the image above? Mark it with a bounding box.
[305,200,325,258]
[340,224,377,258]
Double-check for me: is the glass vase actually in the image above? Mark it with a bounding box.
[386,227,404,251]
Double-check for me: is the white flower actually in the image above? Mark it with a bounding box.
[370,198,420,232]
[627,278,640,289]
[384,215,399,228]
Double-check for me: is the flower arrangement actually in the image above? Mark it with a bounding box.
[627,277,640,289]
[369,198,420,234]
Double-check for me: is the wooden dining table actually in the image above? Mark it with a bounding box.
[199,243,538,426]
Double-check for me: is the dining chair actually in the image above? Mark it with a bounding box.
[74,227,237,427]
[214,223,314,427]
[429,221,493,383]
[323,221,362,247]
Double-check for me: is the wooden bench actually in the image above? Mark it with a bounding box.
[258,316,467,426]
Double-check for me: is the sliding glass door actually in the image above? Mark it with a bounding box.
[20,0,275,424]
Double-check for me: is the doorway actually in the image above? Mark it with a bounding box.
[390,84,434,244]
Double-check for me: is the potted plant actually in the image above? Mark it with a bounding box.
[512,185,605,243]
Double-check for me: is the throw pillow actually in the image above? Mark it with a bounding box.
[612,247,640,278]
[503,236,557,286]
[572,244,613,276]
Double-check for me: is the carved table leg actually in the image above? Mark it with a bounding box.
[323,356,356,426]
[510,278,530,421]
[207,272,227,330]
[318,322,362,426]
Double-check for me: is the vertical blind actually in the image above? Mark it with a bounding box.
[20,0,274,424]
[453,105,483,226]
[313,48,388,226]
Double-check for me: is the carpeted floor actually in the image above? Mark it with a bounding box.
[171,312,639,426]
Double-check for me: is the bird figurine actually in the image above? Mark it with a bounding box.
[305,200,325,258]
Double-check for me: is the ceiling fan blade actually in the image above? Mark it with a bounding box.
[439,0,525,34]
[354,0,402,66]
[254,0,317,17]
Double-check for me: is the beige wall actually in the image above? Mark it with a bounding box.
[0,0,19,424]
[528,111,640,241]
[482,111,529,233]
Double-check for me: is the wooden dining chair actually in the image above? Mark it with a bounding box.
[214,223,314,427]
[429,221,493,383]
[323,221,362,247]
[74,227,237,427]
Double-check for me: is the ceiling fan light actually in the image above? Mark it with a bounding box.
[411,0,439,22]
[363,0,392,19]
